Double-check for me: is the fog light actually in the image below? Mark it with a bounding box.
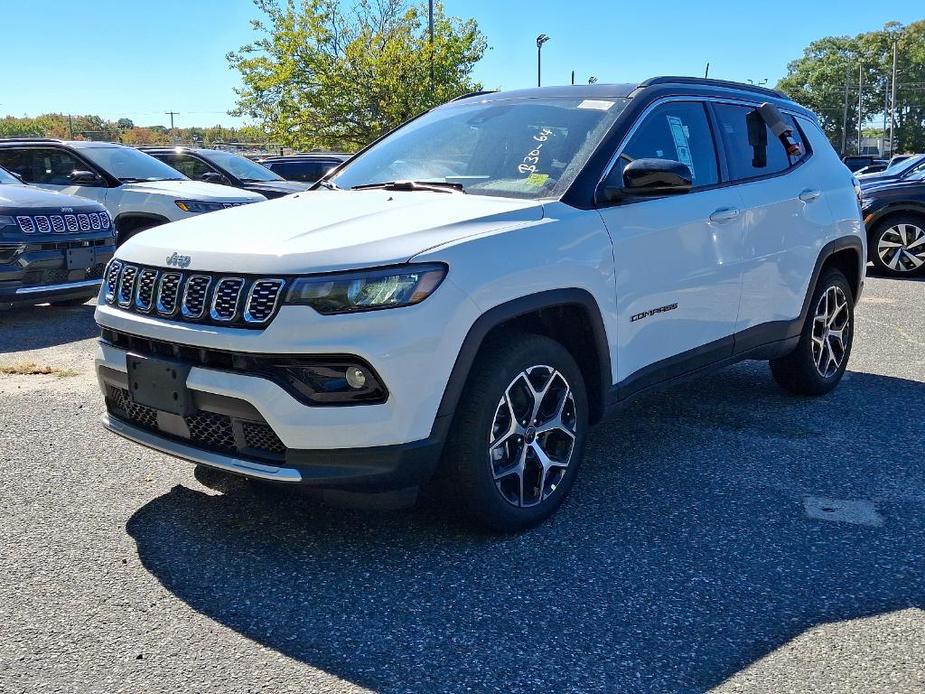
[345,366,367,389]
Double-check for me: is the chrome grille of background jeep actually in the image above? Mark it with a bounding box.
[103,261,285,328]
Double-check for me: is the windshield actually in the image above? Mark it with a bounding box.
[205,150,283,182]
[902,155,925,177]
[80,146,187,182]
[332,96,630,199]
[0,167,20,185]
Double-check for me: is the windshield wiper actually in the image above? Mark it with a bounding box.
[351,180,465,193]
[316,179,340,190]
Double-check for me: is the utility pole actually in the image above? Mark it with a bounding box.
[857,64,863,155]
[536,34,550,88]
[841,66,849,155]
[704,62,710,78]
[428,0,434,94]
[889,40,898,157]
[571,70,575,85]
[165,111,179,131]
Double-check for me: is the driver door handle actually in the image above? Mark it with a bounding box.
[709,207,740,224]
[799,188,822,202]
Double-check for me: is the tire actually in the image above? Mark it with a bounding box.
[49,294,95,307]
[868,214,925,277]
[441,333,588,533]
[770,269,854,396]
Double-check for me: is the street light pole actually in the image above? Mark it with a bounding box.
[889,40,898,157]
[857,64,863,155]
[536,34,550,87]
[428,0,434,94]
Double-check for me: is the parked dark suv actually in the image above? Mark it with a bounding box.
[0,165,114,307]
[140,147,311,199]
[257,153,350,183]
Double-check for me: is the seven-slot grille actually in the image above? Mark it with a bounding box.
[15,211,110,234]
[104,261,285,328]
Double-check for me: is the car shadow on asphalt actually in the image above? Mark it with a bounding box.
[125,363,925,691]
[0,303,98,353]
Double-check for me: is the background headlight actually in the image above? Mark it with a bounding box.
[175,200,233,214]
[286,263,447,314]
[0,215,15,229]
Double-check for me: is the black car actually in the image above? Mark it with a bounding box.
[857,153,925,188]
[140,147,311,199]
[0,166,115,307]
[257,153,350,183]
[842,155,886,172]
[860,170,925,276]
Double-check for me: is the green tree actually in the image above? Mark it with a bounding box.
[227,0,488,150]
[778,21,925,154]
[117,118,135,130]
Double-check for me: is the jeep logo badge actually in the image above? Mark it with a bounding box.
[166,252,191,268]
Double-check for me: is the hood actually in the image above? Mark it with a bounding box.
[862,180,925,199]
[118,189,544,274]
[242,180,312,198]
[0,183,104,212]
[120,179,266,201]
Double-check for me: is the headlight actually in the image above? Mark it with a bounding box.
[0,215,15,229]
[175,200,246,214]
[286,263,447,314]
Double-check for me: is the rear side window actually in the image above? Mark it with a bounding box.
[713,103,806,181]
[619,101,719,188]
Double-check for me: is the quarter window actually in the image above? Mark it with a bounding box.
[713,104,805,181]
[618,101,719,188]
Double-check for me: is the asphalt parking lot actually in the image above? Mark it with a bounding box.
[0,275,923,693]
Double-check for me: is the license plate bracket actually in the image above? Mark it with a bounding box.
[126,354,193,416]
[66,246,95,271]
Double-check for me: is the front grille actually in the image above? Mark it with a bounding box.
[106,385,286,462]
[210,277,244,321]
[102,261,287,328]
[134,268,159,312]
[14,212,109,235]
[180,275,211,319]
[117,265,138,307]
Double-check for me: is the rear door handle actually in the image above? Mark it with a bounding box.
[799,188,821,202]
[709,207,740,224]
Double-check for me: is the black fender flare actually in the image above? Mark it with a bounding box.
[430,288,612,440]
[114,212,170,232]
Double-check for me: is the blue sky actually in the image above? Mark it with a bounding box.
[0,0,921,128]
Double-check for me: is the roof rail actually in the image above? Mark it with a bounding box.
[451,90,498,102]
[638,76,787,99]
[0,137,63,143]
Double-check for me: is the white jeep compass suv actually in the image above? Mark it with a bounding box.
[0,140,265,246]
[94,78,865,532]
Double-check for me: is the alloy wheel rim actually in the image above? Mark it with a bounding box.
[811,285,850,379]
[488,365,577,508]
[877,223,925,272]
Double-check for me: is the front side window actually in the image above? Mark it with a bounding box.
[618,101,719,188]
[162,154,215,180]
[713,103,804,182]
[333,97,630,199]
[0,148,95,186]
[79,146,186,182]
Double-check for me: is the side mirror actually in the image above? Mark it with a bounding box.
[199,171,228,185]
[600,158,692,203]
[69,170,103,185]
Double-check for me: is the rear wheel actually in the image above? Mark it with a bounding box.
[869,215,925,276]
[441,334,588,533]
[770,269,854,395]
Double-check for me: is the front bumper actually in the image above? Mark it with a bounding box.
[0,238,114,304]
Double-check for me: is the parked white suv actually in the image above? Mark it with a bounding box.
[94,78,865,531]
[0,140,265,246]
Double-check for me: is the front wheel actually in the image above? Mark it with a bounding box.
[441,334,588,533]
[770,269,854,396]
